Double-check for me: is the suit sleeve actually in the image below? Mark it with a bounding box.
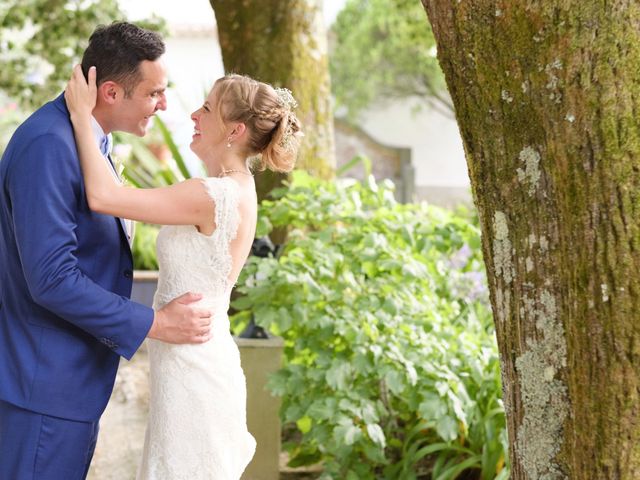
[7,133,153,360]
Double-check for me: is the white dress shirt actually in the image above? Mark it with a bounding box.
[89,117,134,244]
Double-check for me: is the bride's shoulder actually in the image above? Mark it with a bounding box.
[200,176,256,206]
[198,176,238,193]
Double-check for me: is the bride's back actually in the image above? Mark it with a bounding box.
[153,176,253,309]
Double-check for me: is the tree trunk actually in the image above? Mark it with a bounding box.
[421,1,640,478]
[210,0,335,203]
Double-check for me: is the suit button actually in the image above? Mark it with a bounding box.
[124,269,133,279]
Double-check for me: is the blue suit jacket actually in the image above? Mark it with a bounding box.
[0,94,154,422]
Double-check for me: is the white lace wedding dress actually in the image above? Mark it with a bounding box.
[136,177,256,480]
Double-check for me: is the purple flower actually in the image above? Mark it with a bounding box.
[449,244,472,269]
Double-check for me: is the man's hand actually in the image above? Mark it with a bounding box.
[148,292,212,344]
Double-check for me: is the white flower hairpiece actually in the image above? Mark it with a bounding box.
[274,87,302,152]
[275,87,298,111]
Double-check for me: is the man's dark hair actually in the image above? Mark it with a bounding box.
[81,22,165,97]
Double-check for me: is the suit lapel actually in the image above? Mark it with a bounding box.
[106,153,133,249]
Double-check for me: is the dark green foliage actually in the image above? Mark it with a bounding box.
[131,221,159,271]
[232,172,508,479]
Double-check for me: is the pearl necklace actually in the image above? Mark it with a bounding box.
[218,168,253,177]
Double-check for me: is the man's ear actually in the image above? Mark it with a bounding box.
[98,81,120,105]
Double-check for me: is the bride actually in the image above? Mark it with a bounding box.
[65,65,302,479]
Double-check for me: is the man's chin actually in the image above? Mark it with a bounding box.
[136,118,152,136]
[134,125,149,137]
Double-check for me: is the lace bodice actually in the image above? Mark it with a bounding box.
[152,177,240,310]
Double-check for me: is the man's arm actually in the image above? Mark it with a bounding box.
[8,134,210,358]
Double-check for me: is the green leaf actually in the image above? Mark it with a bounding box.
[346,471,359,480]
[334,421,362,446]
[297,415,313,434]
[336,154,372,177]
[255,214,273,237]
[419,395,448,420]
[366,423,386,447]
[265,371,287,396]
[155,116,191,179]
[307,399,337,421]
[326,362,352,391]
[287,446,322,468]
[362,441,388,463]
[434,455,481,480]
[436,416,459,442]
[384,370,405,395]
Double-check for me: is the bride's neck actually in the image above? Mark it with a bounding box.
[205,156,248,177]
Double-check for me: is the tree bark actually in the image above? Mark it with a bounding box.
[210,0,335,203]
[421,1,640,478]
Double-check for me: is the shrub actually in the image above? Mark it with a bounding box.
[131,222,160,271]
[232,172,508,479]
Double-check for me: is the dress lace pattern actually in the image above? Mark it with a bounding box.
[136,177,256,480]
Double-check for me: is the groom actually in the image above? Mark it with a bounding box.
[0,22,211,479]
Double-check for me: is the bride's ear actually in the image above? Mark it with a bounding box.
[230,123,246,140]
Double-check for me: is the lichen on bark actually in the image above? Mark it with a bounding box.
[515,289,568,479]
[492,211,514,285]
[516,146,541,197]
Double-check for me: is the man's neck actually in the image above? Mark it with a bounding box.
[92,107,111,135]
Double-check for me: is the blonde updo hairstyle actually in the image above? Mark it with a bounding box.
[212,74,302,173]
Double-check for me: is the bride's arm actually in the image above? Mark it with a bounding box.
[65,65,213,226]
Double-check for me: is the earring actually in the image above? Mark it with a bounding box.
[226,137,232,148]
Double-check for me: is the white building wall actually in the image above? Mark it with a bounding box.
[360,98,468,187]
[358,98,471,205]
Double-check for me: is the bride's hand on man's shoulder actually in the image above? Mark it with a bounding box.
[64,64,97,119]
